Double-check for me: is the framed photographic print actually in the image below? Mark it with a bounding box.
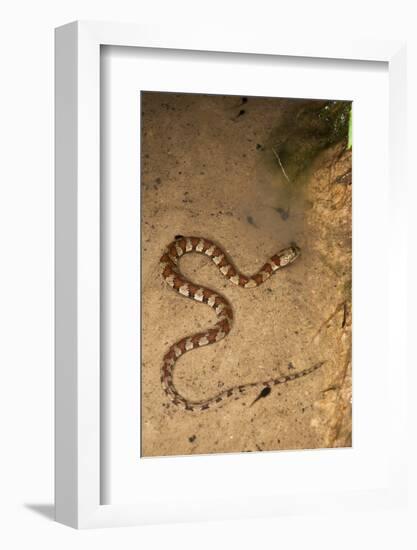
[55,21,407,528]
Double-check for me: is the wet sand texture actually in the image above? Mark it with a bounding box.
[141,92,352,457]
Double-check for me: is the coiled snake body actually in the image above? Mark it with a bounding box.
[160,236,322,411]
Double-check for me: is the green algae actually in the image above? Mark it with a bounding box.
[268,99,352,185]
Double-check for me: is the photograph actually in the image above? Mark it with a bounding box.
[140,91,352,457]
[0,0,411,540]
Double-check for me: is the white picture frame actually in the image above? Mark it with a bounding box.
[55,20,407,529]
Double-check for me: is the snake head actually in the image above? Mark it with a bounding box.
[279,244,300,266]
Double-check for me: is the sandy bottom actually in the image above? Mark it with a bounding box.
[141,92,352,457]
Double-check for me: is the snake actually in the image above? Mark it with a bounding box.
[159,236,323,411]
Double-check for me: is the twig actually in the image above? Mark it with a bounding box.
[321,384,340,394]
[311,301,347,343]
[272,148,291,183]
[342,302,347,328]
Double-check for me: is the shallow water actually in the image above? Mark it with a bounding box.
[141,92,352,457]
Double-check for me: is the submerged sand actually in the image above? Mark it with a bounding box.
[141,92,352,457]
